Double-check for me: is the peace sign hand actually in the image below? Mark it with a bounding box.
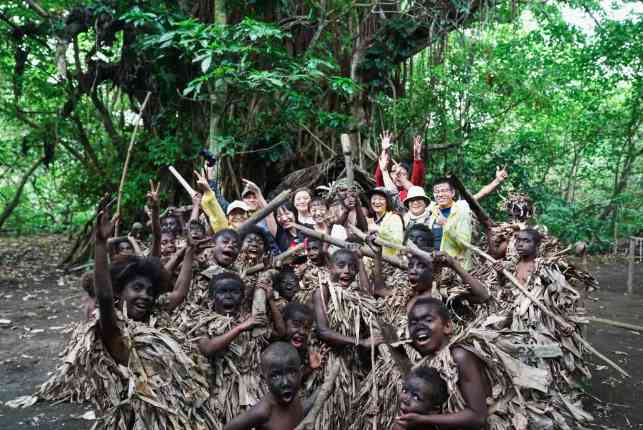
[146,180,160,208]
[193,169,212,193]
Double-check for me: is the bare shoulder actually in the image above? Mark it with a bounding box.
[452,345,477,367]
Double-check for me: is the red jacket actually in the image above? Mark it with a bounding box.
[374,159,426,201]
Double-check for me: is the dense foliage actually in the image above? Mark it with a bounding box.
[0,0,641,253]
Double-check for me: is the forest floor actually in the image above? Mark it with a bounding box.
[0,234,642,429]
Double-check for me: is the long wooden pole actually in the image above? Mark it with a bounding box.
[238,190,292,233]
[346,224,436,263]
[341,134,355,187]
[115,91,152,236]
[449,174,494,228]
[461,240,629,377]
[292,224,406,269]
[627,237,635,294]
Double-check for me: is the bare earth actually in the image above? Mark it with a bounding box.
[0,235,642,429]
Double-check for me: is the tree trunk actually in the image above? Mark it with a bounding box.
[0,157,44,229]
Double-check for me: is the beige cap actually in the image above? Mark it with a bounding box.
[403,186,431,207]
[226,200,250,216]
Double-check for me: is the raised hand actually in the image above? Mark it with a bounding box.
[378,150,390,172]
[496,166,508,182]
[96,201,117,243]
[380,130,393,152]
[309,350,322,369]
[146,180,160,207]
[413,135,423,160]
[257,273,274,298]
[191,192,203,206]
[241,178,262,196]
[193,169,212,193]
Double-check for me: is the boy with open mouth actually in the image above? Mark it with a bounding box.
[223,342,307,430]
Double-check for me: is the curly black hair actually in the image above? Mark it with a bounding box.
[108,256,172,296]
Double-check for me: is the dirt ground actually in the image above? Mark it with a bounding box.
[1,235,642,429]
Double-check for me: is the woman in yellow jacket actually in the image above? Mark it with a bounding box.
[366,187,404,257]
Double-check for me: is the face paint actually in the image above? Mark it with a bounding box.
[213,232,240,266]
[120,275,156,321]
[408,304,450,356]
[263,354,302,405]
[330,253,357,288]
[213,279,243,314]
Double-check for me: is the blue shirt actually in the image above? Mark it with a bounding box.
[431,207,452,250]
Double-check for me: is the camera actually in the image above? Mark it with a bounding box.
[199,149,217,167]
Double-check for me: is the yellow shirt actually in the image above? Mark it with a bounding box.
[428,200,472,270]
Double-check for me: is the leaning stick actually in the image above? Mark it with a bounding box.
[168,166,198,198]
[115,91,151,236]
[292,224,406,269]
[461,240,630,377]
[588,317,643,333]
[238,190,292,233]
[341,134,355,187]
[242,244,305,276]
[294,360,341,430]
[346,225,405,251]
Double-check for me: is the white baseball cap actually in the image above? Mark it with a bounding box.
[226,200,250,216]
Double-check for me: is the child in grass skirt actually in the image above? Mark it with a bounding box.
[38,204,217,430]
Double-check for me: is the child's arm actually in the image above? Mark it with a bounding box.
[161,244,194,311]
[437,253,490,304]
[258,274,286,337]
[198,316,258,356]
[163,246,187,273]
[127,235,144,256]
[189,192,203,222]
[313,287,381,349]
[223,401,270,430]
[94,205,128,365]
[147,181,162,257]
[354,197,369,232]
[395,347,487,429]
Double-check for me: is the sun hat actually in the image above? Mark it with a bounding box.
[403,186,431,208]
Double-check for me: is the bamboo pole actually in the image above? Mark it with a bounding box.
[238,190,292,233]
[627,238,635,295]
[588,317,643,333]
[347,225,435,263]
[115,92,151,236]
[341,134,355,187]
[292,224,406,269]
[461,240,630,377]
[294,361,341,430]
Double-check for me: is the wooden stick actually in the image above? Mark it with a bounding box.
[115,91,151,236]
[461,240,630,377]
[341,134,355,187]
[294,360,341,430]
[292,224,406,269]
[242,244,305,276]
[347,225,405,251]
[588,317,643,332]
[448,174,494,228]
[168,166,198,198]
[238,190,292,233]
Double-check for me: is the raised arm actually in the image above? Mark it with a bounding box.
[196,169,229,233]
[148,181,162,257]
[410,135,425,188]
[94,204,128,365]
[258,273,286,337]
[438,253,489,304]
[198,316,257,356]
[473,167,507,201]
[161,244,194,311]
[189,192,203,222]
[163,245,187,273]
